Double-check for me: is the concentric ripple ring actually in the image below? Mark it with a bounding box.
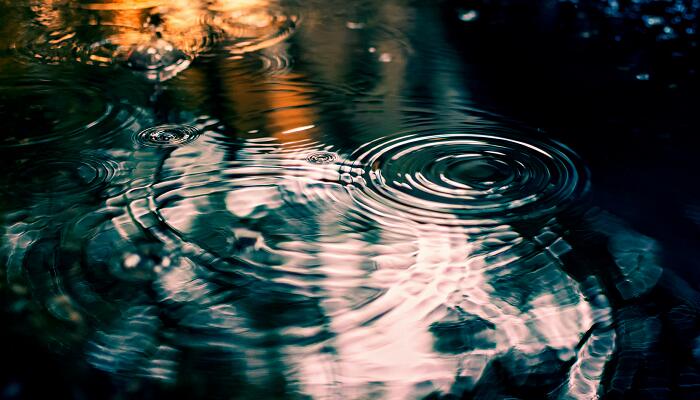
[14,1,299,79]
[4,154,123,199]
[0,79,139,148]
[134,124,200,147]
[342,132,589,228]
[306,151,337,164]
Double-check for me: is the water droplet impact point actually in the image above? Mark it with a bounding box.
[135,125,200,147]
[306,152,337,165]
[342,131,587,229]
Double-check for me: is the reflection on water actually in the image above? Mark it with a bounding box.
[1,0,700,399]
[6,0,297,80]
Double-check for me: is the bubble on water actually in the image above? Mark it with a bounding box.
[125,39,191,81]
[135,124,200,147]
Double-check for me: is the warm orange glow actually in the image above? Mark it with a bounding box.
[27,0,295,66]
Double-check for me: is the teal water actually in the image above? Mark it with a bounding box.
[1,1,700,399]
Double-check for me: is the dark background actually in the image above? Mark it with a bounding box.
[2,0,700,398]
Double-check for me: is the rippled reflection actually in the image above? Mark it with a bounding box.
[0,71,145,148]
[342,130,587,231]
[1,0,699,399]
[0,110,639,397]
[9,0,298,80]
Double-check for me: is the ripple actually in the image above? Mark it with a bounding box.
[341,131,588,230]
[20,22,202,81]
[134,124,200,147]
[3,152,124,199]
[206,1,299,56]
[219,46,295,76]
[306,151,337,165]
[13,0,299,80]
[0,78,142,148]
[13,2,202,79]
[0,125,606,396]
[77,0,167,11]
[97,37,192,81]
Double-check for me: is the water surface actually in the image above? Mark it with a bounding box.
[1,0,700,399]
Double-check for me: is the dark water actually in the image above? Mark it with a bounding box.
[1,0,700,399]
